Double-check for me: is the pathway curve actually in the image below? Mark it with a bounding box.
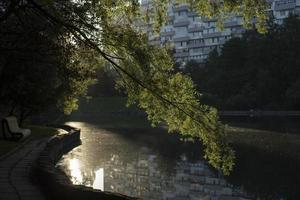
[0,139,47,200]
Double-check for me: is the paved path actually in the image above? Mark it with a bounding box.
[0,139,47,200]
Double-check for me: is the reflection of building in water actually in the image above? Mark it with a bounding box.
[97,148,250,200]
[57,122,251,199]
[62,158,105,190]
[93,168,104,190]
[60,147,250,200]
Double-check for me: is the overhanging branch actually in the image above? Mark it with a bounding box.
[28,0,217,134]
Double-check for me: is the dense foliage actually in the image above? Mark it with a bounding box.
[184,16,300,110]
[0,0,272,174]
[0,1,97,122]
[152,0,268,33]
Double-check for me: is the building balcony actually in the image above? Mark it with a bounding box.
[188,42,205,48]
[224,21,241,27]
[141,1,151,7]
[233,28,245,35]
[173,4,189,12]
[202,17,216,23]
[202,32,222,38]
[190,49,206,56]
[187,11,198,17]
[188,26,204,33]
[203,48,213,54]
[161,30,175,37]
[275,0,296,11]
[189,52,204,57]
[174,51,189,58]
[173,36,190,42]
[174,20,190,27]
[218,39,227,45]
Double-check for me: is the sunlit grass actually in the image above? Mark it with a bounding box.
[227,126,300,161]
[27,125,60,139]
[0,125,59,157]
[225,125,300,199]
[0,140,17,157]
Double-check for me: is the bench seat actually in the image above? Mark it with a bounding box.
[1,116,31,141]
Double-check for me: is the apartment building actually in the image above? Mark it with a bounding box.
[272,0,300,23]
[140,0,300,63]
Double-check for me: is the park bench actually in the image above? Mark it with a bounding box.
[1,116,31,141]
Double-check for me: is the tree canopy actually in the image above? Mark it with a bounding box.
[0,1,97,123]
[183,15,300,110]
[151,0,269,33]
[0,0,272,174]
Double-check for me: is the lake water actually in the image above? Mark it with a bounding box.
[57,121,250,200]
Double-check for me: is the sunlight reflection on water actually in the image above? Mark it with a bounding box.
[58,121,250,199]
[93,168,104,190]
[69,158,83,185]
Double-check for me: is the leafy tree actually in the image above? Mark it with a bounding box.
[0,0,274,174]
[0,2,97,123]
[193,15,300,111]
[149,0,269,33]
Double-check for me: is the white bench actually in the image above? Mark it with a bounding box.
[1,116,31,141]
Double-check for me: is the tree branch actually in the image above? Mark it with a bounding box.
[28,0,217,133]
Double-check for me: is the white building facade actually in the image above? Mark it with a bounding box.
[141,0,300,63]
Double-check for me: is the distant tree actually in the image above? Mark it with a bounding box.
[87,68,119,97]
[182,60,203,84]
[195,15,300,110]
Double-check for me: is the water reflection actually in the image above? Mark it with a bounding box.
[58,122,250,199]
[93,168,104,190]
[69,158,83,185]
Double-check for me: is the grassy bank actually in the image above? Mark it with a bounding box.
[226,125,300,199]
[227,126,300,160]
[0,125,59,157]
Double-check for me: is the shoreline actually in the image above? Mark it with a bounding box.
[33,125,138,200]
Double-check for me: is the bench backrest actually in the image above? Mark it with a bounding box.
[5,116,21,133]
